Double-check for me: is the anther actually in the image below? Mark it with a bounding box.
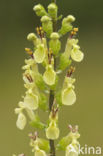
[67,66,75,77]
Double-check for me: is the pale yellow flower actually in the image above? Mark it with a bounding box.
[43,65,56,86]
[66,144,78,156]
[71,45,84,62]
[34,44,46,63]
[24,93,38,110]
[62,88,76,106]
[16,113,26,130]
[35,149,47,156]
[46,121,59,140]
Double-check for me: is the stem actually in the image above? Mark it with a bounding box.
[49,1,57,155]
[52,0,56,3]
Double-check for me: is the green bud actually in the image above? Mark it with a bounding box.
[27,33,37,41]
[59,15,75,35]
[41,16,53,37]
[49,33,61,56]
[67,15,75,23]
[48,3,58,19]
[33,4,47,17]
[27,33,41,47]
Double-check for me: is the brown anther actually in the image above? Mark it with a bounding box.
[25,48,34,58]
[51,100,58,118]
[48,49,53,64]
[67,66,75,77]
[36,26,44,39]
[68,125,79,133]
[25,73,33,83]
[70,27,78,38]
[73,28,79,32]
[29,132,38,140]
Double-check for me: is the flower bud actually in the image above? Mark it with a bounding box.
[62,88,76,106]
[59,15,75,35]
[67,15,75,23]
[46,121,59,140]
[48,3,58,19]
[16,113,27,130]
[66,144,79,156]
[24,93,38,110]
[49,33,61,56]
[41,16,53,37]
[71,45,84,62]
[43,65,56,86]
[33,4,47,17]
[34,44,46,63]
[27,33,37,41]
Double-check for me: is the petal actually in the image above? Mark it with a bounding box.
[66,144,78,156]
[71,50,84,62]
[16,113,26,130]
[35,149,47,156]
[43,65,56,85]
[24,94,38,110]
[34,44,45,63]
[62,88,76,105]
[46,122,59,140]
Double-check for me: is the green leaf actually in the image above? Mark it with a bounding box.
[38,138,50,152]
[30,115,46,130]
[56,135,72,151]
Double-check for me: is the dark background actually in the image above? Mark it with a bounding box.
[0,0,103,156]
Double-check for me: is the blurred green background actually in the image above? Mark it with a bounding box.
[0,0,103,156]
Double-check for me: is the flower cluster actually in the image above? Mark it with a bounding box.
[14,1,84,156]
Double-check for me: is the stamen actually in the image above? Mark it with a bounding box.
[67,66,75,77]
